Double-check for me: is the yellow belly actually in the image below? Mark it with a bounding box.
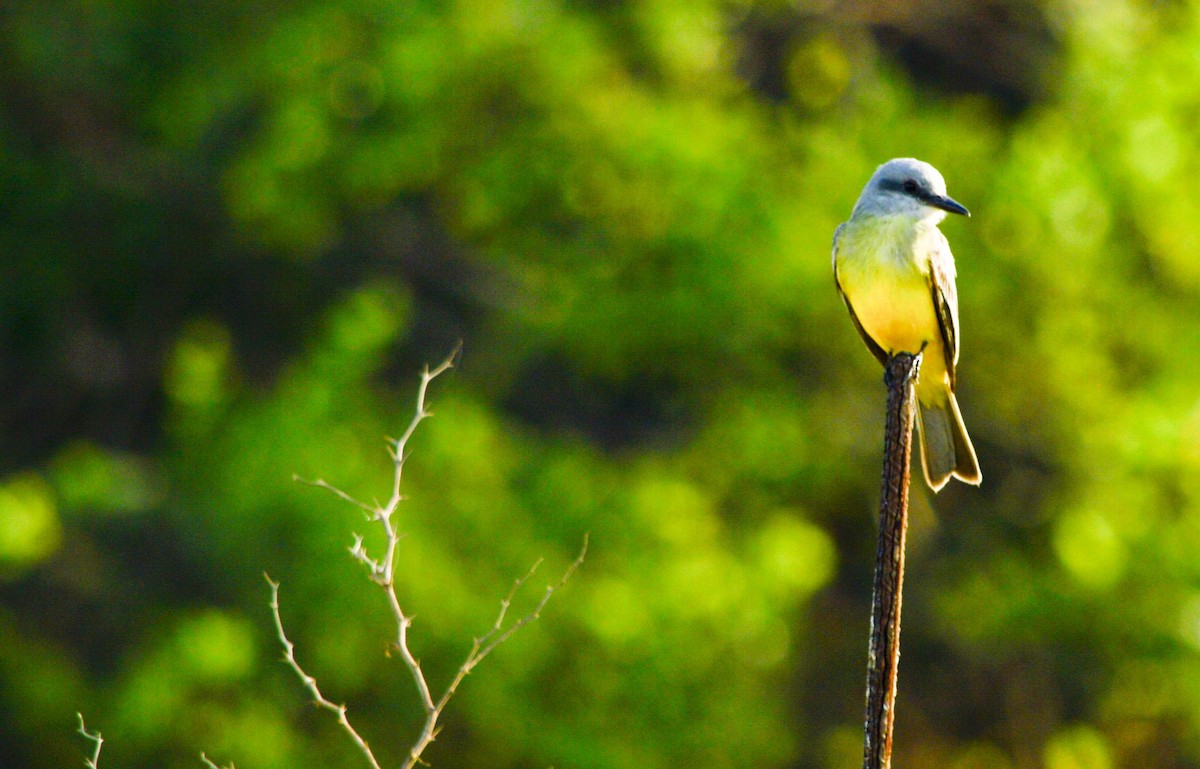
[848,275,951,401]
[846,275,938,356]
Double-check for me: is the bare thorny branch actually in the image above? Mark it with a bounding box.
[272,343,586,769]
[266,574,384,769]
[409,536,588,766]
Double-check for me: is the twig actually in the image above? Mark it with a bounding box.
[862,352,920,769]
[476,536,586,662]
[267,576,383,769]
[376,347,463,726]
[272,343,585,769]
[200,752,236,769]
[293,476,376,515]
[78,709,237,769]
[403,536,589,769]
[77,714,103,769]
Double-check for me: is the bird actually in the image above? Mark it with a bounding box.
[832,158,981,492]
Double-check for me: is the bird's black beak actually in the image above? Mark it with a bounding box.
[928,194,970,217]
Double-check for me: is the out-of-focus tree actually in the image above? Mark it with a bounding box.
[2,1,1200,768]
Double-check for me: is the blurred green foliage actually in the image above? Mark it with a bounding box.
[2,0,1200,767]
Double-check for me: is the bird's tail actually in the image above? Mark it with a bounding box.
[916,392,981,492]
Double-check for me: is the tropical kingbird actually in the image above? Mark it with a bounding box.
[832,158,981,492]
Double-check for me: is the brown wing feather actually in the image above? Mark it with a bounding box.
[927,231,960,388]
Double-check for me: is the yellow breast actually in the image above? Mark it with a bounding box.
[835,216,941,356]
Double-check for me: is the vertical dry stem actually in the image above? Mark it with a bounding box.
[862,352,920,769]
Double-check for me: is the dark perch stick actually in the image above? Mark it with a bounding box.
[862,352,921,769]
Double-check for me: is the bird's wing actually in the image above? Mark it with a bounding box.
[833,223,889,367]
[927,230,961,387]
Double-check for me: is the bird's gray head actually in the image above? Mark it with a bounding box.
[850,158,970,222]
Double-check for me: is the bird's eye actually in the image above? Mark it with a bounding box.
[902,179,918,194]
